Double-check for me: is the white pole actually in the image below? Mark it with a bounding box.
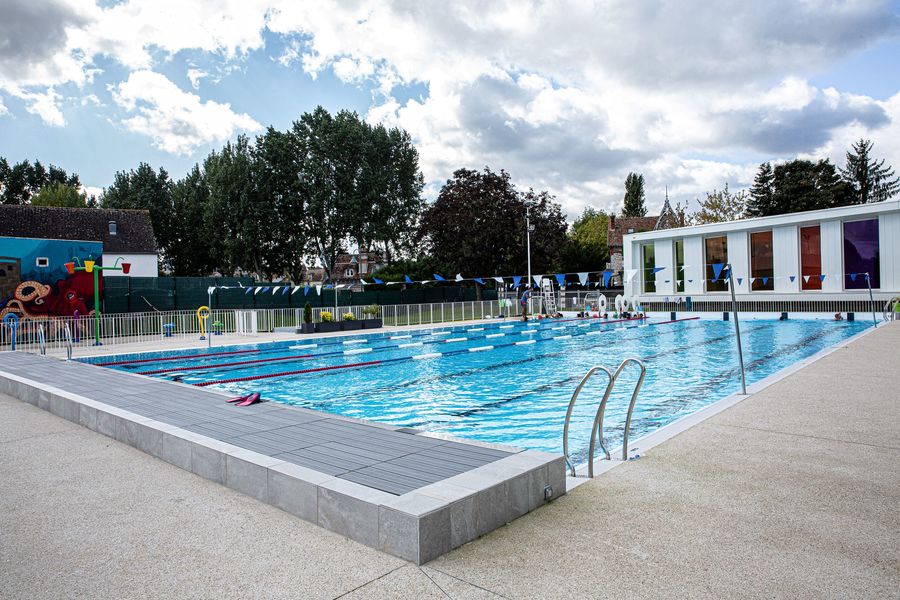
[526,205,532,291]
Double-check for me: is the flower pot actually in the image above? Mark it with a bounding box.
[340,320,364,331]
[301,323,315,334]
[315,322,341,333]
[362,318,383,329]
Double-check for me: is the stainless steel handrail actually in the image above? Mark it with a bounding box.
[587,358,646,477]
[38,323,47,356]
[884,297,900,322]
[63,323,74,360]
[562,365,613,476]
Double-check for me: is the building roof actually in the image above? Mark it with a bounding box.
[608,215,660,248]
[0,205,158,253]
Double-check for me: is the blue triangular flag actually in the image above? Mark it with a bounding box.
[819,274,826,282]
[555,273,566,286]
[304,284,310,296]
[404,275,412,284]
[474,277,485,285]
[512,275,522,288]
[762,277,769,285]
[789,275,796,282]
[737,278,743,285]
[282,286,289,295]
[245,287,253,295]
[433,273,445,281]
[262,286,271,293]
[652,266,665,274]
[850,273,857,282]
[324,284,333,289]
[374,278,384,284]
[602,270,613,288]
[712,263,725,281]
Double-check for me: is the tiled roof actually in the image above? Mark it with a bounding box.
[0,205,157,253]
[607,216,660,248]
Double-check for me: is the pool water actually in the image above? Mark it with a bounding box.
[89,316,869,467]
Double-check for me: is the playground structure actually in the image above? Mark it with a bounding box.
[64,256,131,346]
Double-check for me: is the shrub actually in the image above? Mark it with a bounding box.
[362,304,380,316]
[320,310,334,322]
[303,301,312,324]
[343,312,355,321]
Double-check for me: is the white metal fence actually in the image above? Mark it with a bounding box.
[0,299,519,354]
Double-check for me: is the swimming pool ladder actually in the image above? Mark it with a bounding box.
[38,323,47,356]
[883,297,900,322]
[63,323,74,360]
[562,358,647,477]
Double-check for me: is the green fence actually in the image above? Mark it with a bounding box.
[101,276,498,314]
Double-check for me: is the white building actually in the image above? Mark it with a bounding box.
[623,201,900,307]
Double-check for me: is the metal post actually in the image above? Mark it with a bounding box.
[727,264,747,395]
[526,204,533,292]
[866,272,876,326]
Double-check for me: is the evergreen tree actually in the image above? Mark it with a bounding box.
[747,162,774,217]
[840,138,900,203]
[622,172,646,217]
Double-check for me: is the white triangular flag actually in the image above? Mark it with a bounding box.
[577,272,588,286]
[272,286,280,295]
[455,273,464,281]
[254,287,262,295]
[803,275,810,283]
[625,269,638,283]
[533,274,542,286]
[315,285,321,296]
[494,276,504,283]
[291,286,301,294]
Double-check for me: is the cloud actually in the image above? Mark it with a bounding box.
[111,70,261,154]
[0,96,7,116]
[186,68,209,90]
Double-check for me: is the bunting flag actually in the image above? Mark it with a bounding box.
[262,286,271,293]
[602,270,613,288]
[750,277,756,284]
[404,275,412,284]
[433,273,445,281]
[282,286,290,295]
[245,287,254,295]
[374,278,384,284]
[254,287,262,295]
[272,286,280,295]
[315,285,321,296]
[712,263,725,281]
[652,266,665,274]
[789,275,796,283]
[803,275,810,283]
[761,277,769,286]
[494,276,505,284]
[737,278,743,285]
[324,284,333,289]
[455,273,464,282]
[578,272,589,286]
[850,273,857,282]
[555,273,566,287]
[291,286,300,295]
[533,274,543,287]
[512,275,522,288]
[474,277,485,285]
[687,279,693,283]
[304,284,310,296]
[625,269,638,283]
[676,280,682,285]
[819,274,826,282]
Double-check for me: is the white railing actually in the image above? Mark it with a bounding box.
[0,299,518,354]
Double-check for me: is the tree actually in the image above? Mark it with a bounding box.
[622,172,646,217]
[0,157,80,204]
[419,168,568,280]
[561,207,609,272]
[840,138,900,204]
[168,165,217,276]
[30,183,90,208]
[101,163,174,271]
[746,159,851,217]
[691,184,747,224]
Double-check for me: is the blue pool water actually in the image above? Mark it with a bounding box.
[88,316,869,467]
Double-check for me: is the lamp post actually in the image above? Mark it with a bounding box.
[525,203,534,289]
[65,256,131,346]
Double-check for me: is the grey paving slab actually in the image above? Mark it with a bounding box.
[0,351,515,496]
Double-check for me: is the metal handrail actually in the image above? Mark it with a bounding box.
[38,323,46,356]
[883,297,899,322]
[586,358,647,477]
[562,365,613,476]
[63,323,74,360]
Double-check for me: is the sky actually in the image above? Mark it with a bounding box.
[1,0,899,221]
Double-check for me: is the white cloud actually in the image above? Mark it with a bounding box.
[0,96,7,117]
[186,68,209,90]
[111,70,261,155]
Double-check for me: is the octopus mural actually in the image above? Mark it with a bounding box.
[0,273,98,320]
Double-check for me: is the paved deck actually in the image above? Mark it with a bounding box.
[1,322,897,598]
[0,351,512,496]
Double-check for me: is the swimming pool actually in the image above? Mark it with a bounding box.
[88,316,870,468]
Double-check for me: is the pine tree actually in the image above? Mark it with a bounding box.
[622,172,646,217]
[747,162,774,217]
[840,138,900,203]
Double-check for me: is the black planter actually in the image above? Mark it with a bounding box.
[341,320,364,331]
[362,318,383,329]
[301,323,315,334]
[315,322,341,333]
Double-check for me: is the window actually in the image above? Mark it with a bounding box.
[800,225,821,290]
[35,257,50,268]
[359,263,367,274]
[843,219,880,289]
[749,231,774,291]
[344,268,355,278]
[704,236,728,292]
[674,239,685,293]
[642,244,656,293]
[108,221,117,235]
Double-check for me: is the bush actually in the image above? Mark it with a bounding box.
[343,312,355,321]
[303,301,312,324]
[362,304,380,316]
[320,310,334,322]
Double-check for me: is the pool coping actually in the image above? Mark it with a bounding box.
[569,318,883,485]
[0,353,565,565]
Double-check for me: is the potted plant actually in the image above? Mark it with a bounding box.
[301,301,314,334]
[341,311,364,331]
[361,304,383,329]
[315,310,341,333]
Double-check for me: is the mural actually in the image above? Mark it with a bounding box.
[0,238,103,320]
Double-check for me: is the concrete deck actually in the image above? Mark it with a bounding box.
[2,322,898,598]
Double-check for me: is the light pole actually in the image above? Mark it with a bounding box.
[65,255,131,346]
[525,203,534,289]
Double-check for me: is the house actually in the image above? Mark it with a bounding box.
[622,200,900,305]
[607,194,683,283]
[0,205,158,318]
[333,249,385,289]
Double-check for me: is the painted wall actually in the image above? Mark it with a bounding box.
[0,237,103,319]
[102,253,157,277]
